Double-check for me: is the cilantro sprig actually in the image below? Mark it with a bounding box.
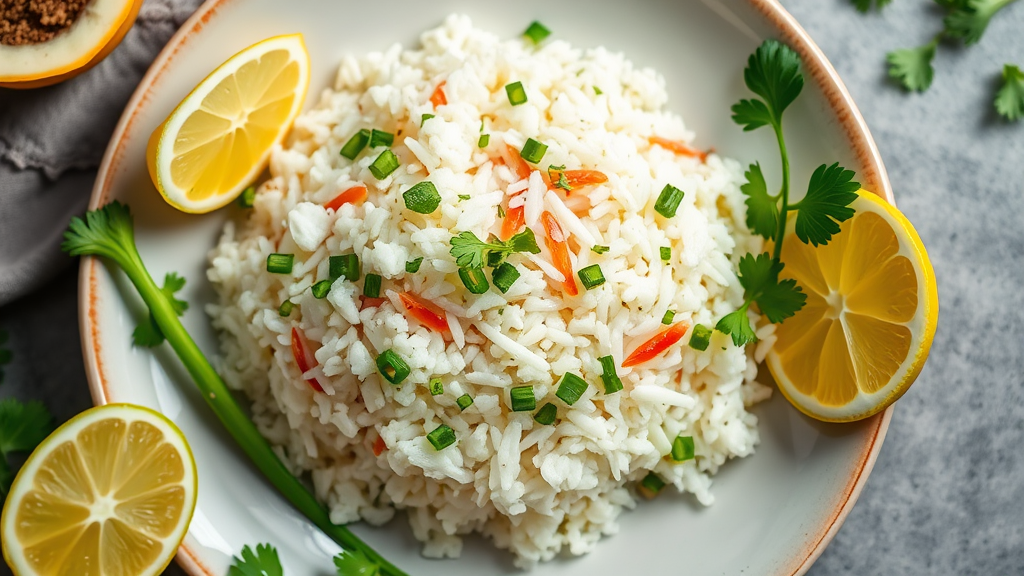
[228,543,380,576]
[718,40,858,346]
[995,63,1024,121]
[133,273,188,347]
[851,0,893,12]
[449,228,540,268]
[0,398,53,498]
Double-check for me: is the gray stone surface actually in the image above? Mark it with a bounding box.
[2,1,1023,574]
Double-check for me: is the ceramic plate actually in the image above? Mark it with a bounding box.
[82,0,893,574]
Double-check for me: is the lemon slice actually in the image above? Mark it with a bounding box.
[1,404,197,576]
[147,34,310,213]
[767,190,938,422]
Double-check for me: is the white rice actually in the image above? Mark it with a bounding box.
[207,15,773,568]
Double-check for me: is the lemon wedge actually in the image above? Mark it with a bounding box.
[147,34,310,213]
[767,190,938,422]
[1,404,197,576]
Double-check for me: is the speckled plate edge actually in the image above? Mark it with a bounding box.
[78,1,895,574]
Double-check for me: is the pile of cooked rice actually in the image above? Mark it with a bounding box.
[207,14,775,568]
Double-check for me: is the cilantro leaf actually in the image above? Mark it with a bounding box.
[995,63,1024,121]
[742,40,804,123]
[793,163,860,247]
[943,0,1017,45]
[334,548,380,576]
[731,98,774,132]
[757,277,806,323]
[228,544,283,576]
[0,398,52,496]
[852,0,893,11]
[507,228,541,255]
[887,42,937,92]
[716,306,758,346]
[449,228,539,268]
[132,273,189,348]
[741,163,779,240]
[736,252,781,297]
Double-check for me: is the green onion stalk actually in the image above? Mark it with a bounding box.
[62,202,407,576]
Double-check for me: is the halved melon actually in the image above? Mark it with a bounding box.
[0,0,143,89]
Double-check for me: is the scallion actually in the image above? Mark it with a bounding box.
[426,424,456,451]
[520,138,547,164]
[671,435,695,462]
[478,134,490,148]
[534,402,557,425]
[459,267,489,294]
[329,253,360,281]
[522,21,551,44]
[688,324,712,352]
[577,264,605,290]
[506,81,528,106]
[458,194,471,201]
[375,349,410,385]
[340,129,371,160]
[421,113,434,126]
[311,280,332,299]
[429,377,444,396]
[491,262,520,294]
[591,245,609,255]
[456,394,474,411]
[555,373,588,406]
[662,310,675,325]
[237,186,256,208]
[654,184,685,218]
[594,86,603,95]
[369,129,394,148]
[510,386,536,412]
[266,253,294,274]
[278,300,294,317]
[660,246,671,261]
[369,149,400,180]
[363,273,382,298]
[406,257,424,273]
[639,472,666,496]
[403,181,441,214]
[598,355,623,394]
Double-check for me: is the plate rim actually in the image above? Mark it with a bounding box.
[79,0,895,574]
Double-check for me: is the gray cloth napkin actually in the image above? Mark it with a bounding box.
[0,0,205,307]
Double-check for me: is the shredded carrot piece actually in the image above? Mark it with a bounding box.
[622,322,691,368]
[290,327,324,392]
[399,292,450,334]
[540,211,579,296]
[649,136,709,162]
[500,203,525,240]
[505,144,532,181]
[430,81,447,107]
[324,185,368,212]
[549,168,609,194]
[372,434,387,457]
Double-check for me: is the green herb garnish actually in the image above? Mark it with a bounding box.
[369,149,400,180]
[132,272,188,347]
[405,257,424,273]
[534,402,557,425]
[375,349,410,385]
[510,385,536,412]
[402,181,441,214]
[449,228,540,268]
[887,41,938,92]
[340,129,371,160]
[851,0,892,11]
[505,81,528,106]
[0,398,52,497]
[456,394,474,411]
[237,186,256,208]
[995,63,1024,121]
[523,21,551,44]
[426,424,456,450]
[228,543,283,576]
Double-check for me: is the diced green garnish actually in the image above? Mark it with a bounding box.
[506,81,527,106]
[311,280,332,299]
[456,394,474,411]
[363,273,382,298]
[375,349,410,385]
[520,138,547,164]
[522,21,551,44]
[369,129,394,148]
[510,385,536,412]
[426,424,456,450]
[403,181,442,214]
[369,149,400,179]
[688,324,712,352]
[329,254,360,282]
[534,402,557,425]
[266,253,294,274]
[491,262,520,294]
[671,435,695,462]
[555,373,588,406]
[577,264,605,290]
[654,184,685,218]
[406,257,424,273]
[340,129,371,160]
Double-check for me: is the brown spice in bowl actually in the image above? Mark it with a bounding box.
[0,0,92,46]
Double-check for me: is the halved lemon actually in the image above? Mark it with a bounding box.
[767,190,938,422]
[1,404,197,576]
[147,34,310,213]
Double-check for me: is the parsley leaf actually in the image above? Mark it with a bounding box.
[793,163,860,247]
[943,0,1018,45]
[741,163,779,240]
[449,228,539,268]
[716,306,758,346]
[730,99,774,132]
[334,548,381,576]
[757,277,807,323]
[852,0,893,11]
[507,228,541,255]
[737,252,782,298]
[0,398,52,497]
[995,63,1024,121]
[132,273,189,347]
[887,41,938,92]
[742,39,804,123]
[228,543,283,576]
[725,253,807,337]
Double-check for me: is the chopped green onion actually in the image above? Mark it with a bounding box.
[497,205,506,218]
[369,129,394,148]
[266,253,294,274]
[278,300,294,317]
[654,184,685,218]
[311,280,332,299]
[660,246,671,261]
[506,81,527,106]
[591,245,609,255]
[534,402,557,425]
[520,138,547,164]
[421,113,434,126]
[662,310,675,325]
[598,355,623,394]
[369,149,400,180]
[510,386,536,412]
[555,373,588,406]
[459,267,489,294]
[340,129,371,160]
[458,194,471,201]
[363,273,382,298]
[426,424,456,450]
[594,86,603,95]
[429,377,444,396]
[639,472,666,496]
[491,262,520,294]
[671,435,695,462]
[478,134,490,148]
[456,394,474,411]
[403,181,441,214]
[688,324,712,352]
[329,253,360,281]
[522,21,551,44]
[406,257,424,273]
[577,264,605,290]
[375,349,410,385]
[237,186,256,208]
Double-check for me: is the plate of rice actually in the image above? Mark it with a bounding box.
[81,0,894,574]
